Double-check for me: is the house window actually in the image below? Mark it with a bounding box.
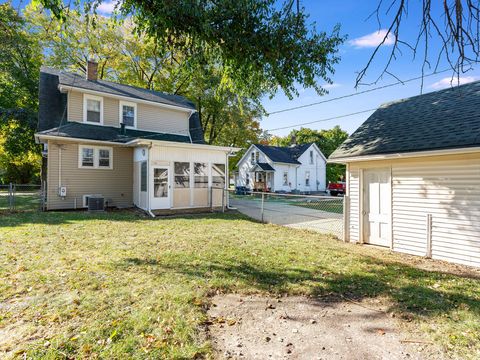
[120,101,136,128]
[83,94,103,124]
[98,149,111,167]
[283,171,288,186]
[78,146,112,169]
[194,162,209,188]
[81,147,94,167]
[305,171,310,186]
[174,162,190,188]
[212,163,226,188]
[255,151,259,163]
[246,173,250,186]
[140,161,147,192]
[309,150,314,164]
[251,152,255,165]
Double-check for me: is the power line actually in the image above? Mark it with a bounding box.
[266,108,378,132]
[266,68,451,115]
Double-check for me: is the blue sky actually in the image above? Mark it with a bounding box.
[12,0,479,136]
[262,0,479,136]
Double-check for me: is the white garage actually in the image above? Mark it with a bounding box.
[330,81,480,268]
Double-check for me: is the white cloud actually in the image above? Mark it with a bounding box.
[322,83,341,90]
[97,1,119,15]
[349,29,395,48]
[429,76,477,90]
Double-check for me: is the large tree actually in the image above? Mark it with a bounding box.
[0,3,42,184]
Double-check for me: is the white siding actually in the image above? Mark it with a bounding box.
[348,165,361,243]
[346,153,480,267]
[236,144,327,192]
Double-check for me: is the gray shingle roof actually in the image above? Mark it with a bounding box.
[255,143,312,164]
[38,122,191,144]
[254,162,275,171]
[41,67,196,110]
[330,81,480,160]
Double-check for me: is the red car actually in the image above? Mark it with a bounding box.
[327,181,345,196]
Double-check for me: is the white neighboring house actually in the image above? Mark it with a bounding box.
[236,143,327,193]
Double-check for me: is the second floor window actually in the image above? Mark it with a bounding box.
[120,101,137,128]
[84,94,103,124]
[310,150,314,164]
[251,152,255,164]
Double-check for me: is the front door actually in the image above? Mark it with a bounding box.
[363,168,391,247]
[151,167,170,209]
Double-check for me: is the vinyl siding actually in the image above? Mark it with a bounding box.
[46,140,133,210]
[67,89,189,133]
[346,152,480,267]
[348,165,361,243]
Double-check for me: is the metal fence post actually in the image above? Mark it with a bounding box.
[261,192,265,223]
[222,188,225,213]
[209,186,213,210]
[8,183,13,211]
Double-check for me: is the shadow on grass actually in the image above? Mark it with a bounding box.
[0,209,246,227]
[118,255,480,320]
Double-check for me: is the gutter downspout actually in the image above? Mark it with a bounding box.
[226,150,237,210]
[146,142,155,218]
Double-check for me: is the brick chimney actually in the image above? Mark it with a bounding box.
[86,60,98,81]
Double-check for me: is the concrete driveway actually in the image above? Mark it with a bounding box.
[229,195,343,238]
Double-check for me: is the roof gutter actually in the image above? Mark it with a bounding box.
[328,146,480,163]
[35,133,130,146]
[130,138,241,152]
[58,84,195,114]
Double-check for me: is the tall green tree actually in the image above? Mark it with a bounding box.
[0,3,42,183]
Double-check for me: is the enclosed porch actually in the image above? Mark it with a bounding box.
[132,141,235,212]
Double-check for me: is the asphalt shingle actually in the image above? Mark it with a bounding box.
[330,81,480,159]
[255,143,312,164]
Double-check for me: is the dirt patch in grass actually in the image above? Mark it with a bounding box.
[207,294,446,360]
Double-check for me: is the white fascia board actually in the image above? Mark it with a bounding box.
[35,133,128,146]
[58,84,195,114]
[130,138,241,153]
[235,144,256,167]
[328,146,480,163]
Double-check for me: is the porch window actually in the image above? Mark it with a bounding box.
[283,171,288,186]
[84,94,103,124]
[140,161,147,192]
[174,162,190,188]
[120,101,136,128]
[305,171,310,186]
[79,146,113,169]
[194,162,209,188]
[212,163,226,188]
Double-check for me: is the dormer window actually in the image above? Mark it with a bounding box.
[120,101,137,128]
[83,94,103,124]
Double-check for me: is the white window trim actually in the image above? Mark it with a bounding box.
[119,100,137,129]
[283,171,289,186]
[305,171,310,186]
[78,145,113,170]
[83,94,104,125]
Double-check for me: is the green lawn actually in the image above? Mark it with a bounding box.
[1,211,479,359]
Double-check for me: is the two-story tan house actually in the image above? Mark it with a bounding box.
[35,62,238,213]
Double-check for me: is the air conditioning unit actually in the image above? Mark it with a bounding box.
[87,196,104,211]
[83,194,104,211]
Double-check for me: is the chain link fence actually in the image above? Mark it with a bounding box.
[0,184,44,213]
[228,190,344,238]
